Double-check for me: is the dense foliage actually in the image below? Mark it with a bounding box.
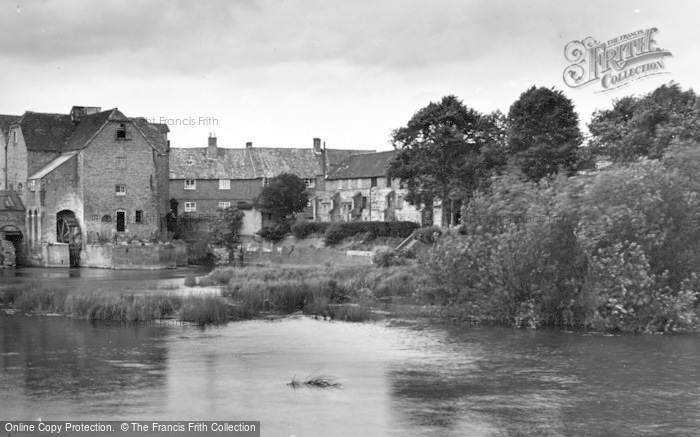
[507,86,582,180]
[291,221,333,239]
[256,223,289,243]
[431,145,700,333]
[256,173,309,222]
[210,207,245,248]
[588,82,700,162]
[387,95,507,225]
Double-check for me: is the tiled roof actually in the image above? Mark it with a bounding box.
[327,150,396,179]
[28,151,78,180]
[0,190,24,212]
[170,147,322,179]
[0,114,20,142]
[131,117,169,154]
[11,108,167,154]
[16,111,75,151]
[62,109,120,151]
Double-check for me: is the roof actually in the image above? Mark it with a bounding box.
[131,117,169,154]
[9,108,167,154]
[324,149,371,169]
[0,190,24,212]
[170,146,367,180]
[170,147,318,179]
[0,114,20,142]
[62,109,121,151]
[15,111,75,151]
[28,151,78,180]
[327,150,396,179]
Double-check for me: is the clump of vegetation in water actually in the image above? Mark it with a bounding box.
[6,284,231,325]
[287,375,342,389]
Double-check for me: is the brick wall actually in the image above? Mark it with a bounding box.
[170,178,263,215]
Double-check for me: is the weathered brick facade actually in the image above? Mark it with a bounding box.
[1,106,170,267]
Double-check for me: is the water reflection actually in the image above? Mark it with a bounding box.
[1,290,700,435]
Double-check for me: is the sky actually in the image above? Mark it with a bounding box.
[1,0,699,151]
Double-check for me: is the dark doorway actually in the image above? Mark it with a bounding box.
[116,211,126,232]
[1,227,24,266]
[56,210,82,267]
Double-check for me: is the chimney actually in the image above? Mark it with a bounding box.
[246,142,253,148]
[207,133,217,159]
[313,138,322,154]
[70,106,102,123]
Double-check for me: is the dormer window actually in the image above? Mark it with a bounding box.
[116,123,131,140]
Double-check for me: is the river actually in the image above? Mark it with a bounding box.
[1,268,700,436]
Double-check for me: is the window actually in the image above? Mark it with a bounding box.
[185,202,196,212]
[135,210,143,223]
[371,177,377,188]
[117,157,126,167]
[261,177,268,187]
[116,184,126,196]
[397,195,404,209]
[219,179,231,190]
[184,179,196,190]
[304,178,316,188]
[218,202,231,210]
[116,123,131,140]
[386,177,392,188]
[28,180,36,191]
[116,211,126,232]
[101,214,112,223]
[12,131,17,143]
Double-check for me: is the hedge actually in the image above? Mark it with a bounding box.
[324,221,419,245]
[291,221,333,239]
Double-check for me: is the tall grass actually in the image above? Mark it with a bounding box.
[6,284,230,325]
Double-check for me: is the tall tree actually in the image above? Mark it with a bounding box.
[255,173,309,223]
[507,86,582,181]
[589,82,700,162]
[387,95,505,226]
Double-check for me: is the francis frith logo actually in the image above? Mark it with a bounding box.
[563,27,672,92]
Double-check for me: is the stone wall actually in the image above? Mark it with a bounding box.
[81,120,163,241]
[81,243,176,269]
[0,238,15,268]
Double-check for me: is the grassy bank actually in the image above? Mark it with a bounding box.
[1,284,232,325]
[195,263,436,322]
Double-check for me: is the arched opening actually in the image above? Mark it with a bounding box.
[56,210,82,267]
[0,225,24,267]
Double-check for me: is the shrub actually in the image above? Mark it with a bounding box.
[257,223,289,243]
[415,225,442,243]
[291,222,332,239]
[184,274,197,287]
[373,248,406,268]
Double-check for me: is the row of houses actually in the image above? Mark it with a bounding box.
[169,136,442,230]
[0,104,443,267]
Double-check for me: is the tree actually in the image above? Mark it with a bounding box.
[589,82,700,162]
[387,95,506,226]
[256,173,309,223]
[507,86,582,181]
[210,207,245,248]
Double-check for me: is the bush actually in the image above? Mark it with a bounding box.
[324,221,419,245]
[373,248,407,268]
[415,225,442,243]
[184,274,197,287]
[257,223,289,243]
[291,221,332,239]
